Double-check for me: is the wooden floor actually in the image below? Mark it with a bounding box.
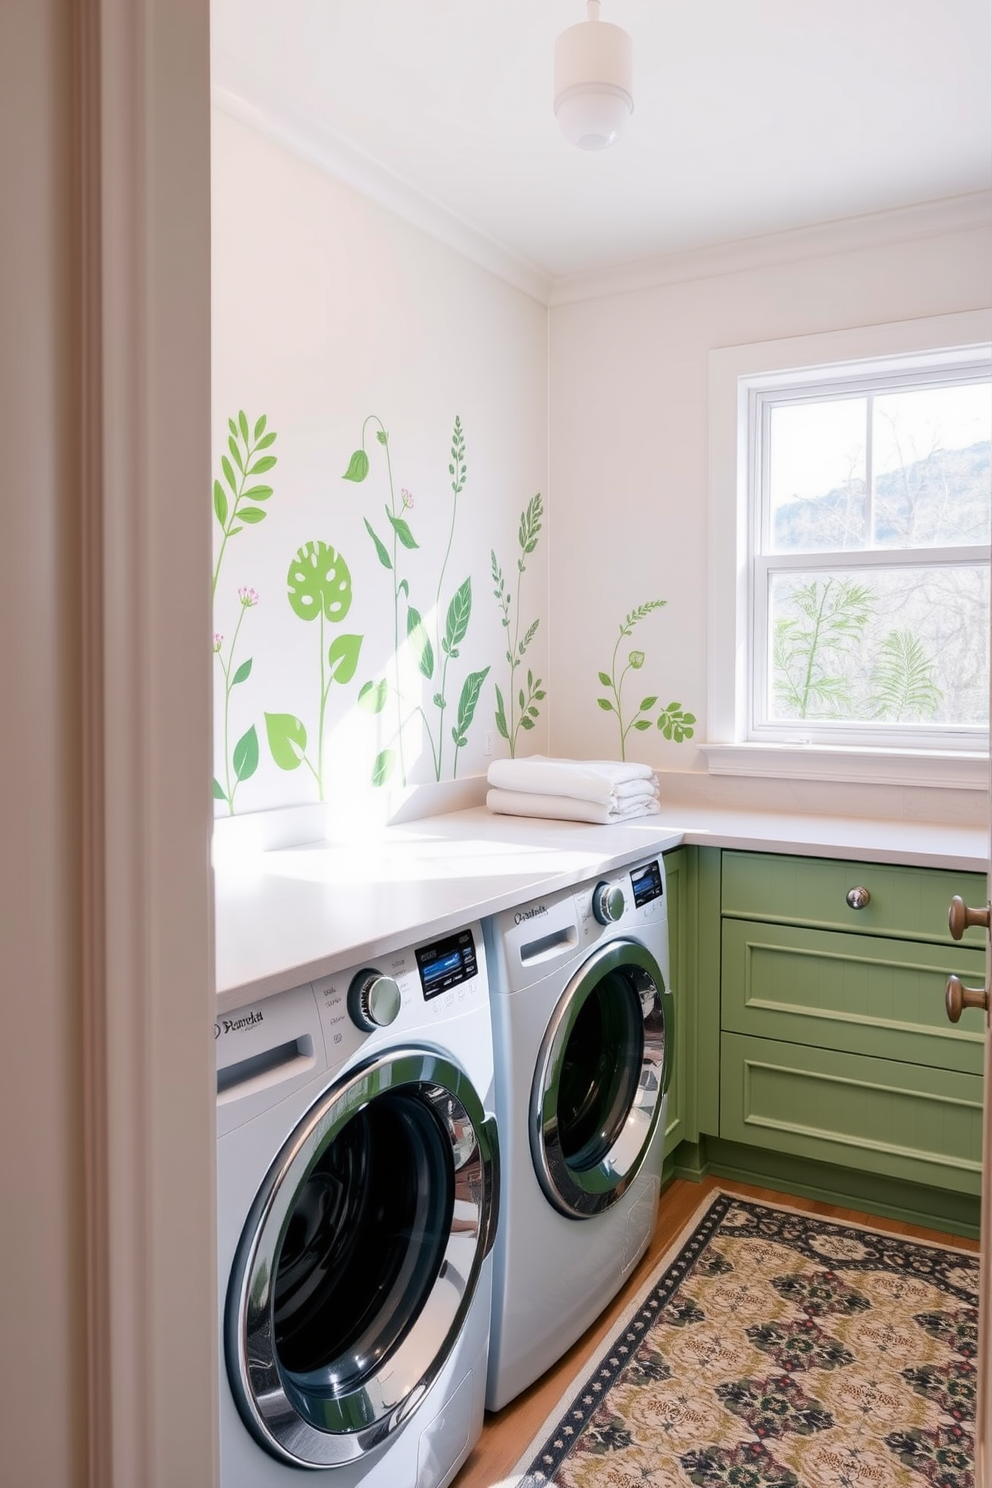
[452,1175,981,1488]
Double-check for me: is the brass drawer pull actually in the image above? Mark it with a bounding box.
[845,886,870,910]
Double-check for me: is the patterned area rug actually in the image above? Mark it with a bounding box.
[512,1191,980,1488]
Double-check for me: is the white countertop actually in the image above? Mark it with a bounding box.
[213,804,987,1012]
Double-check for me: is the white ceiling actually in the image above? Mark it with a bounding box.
[211,0,992,286]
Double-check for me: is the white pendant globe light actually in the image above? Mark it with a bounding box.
[554,0,633,151]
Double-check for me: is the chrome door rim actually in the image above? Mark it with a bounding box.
[226,1046,498,1468]
[530,938,672,1218]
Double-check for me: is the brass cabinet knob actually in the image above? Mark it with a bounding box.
[948,895,990,941]
[845,886,870,910]
[945,974,989,1023]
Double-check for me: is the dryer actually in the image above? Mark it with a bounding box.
[484,856,673,1411]
[216,922,499,1488]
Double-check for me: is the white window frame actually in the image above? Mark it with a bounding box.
[706,309,992,789]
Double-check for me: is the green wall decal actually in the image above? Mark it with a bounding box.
[596,601,696,760]
[212,412,277,596]
[491,493,545,757]
[212,411,278,813]
[264,541,364,801]
[344,414,485,784]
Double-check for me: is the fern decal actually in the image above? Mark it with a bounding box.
[492,493,545,756]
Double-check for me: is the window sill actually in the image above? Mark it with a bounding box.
[699,742,989,791]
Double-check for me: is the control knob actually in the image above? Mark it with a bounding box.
[348,969,402,1031]
[593,880,625,926]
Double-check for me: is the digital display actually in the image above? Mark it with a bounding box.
[416,928,479,1000]
[630,859,663,908]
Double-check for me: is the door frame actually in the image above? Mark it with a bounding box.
[77,2,217,1483]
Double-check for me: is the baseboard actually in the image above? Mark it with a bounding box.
[666,1135,981,1239]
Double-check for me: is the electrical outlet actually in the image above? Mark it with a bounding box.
[483,731,493,756]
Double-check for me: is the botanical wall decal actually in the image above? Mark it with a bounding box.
[212,411,277,813]
[596,601,696,760]
[344,414,489,785]
[264,542,364,801]
[491,493,545,757]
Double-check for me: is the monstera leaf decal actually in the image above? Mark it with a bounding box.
[266,540,363,801]
[287,541,353,624]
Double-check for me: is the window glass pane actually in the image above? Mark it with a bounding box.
[767,566,989,727]
[871,383,992,548]
[768,399,867,552]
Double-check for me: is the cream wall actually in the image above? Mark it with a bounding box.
[211,111,550,829]
[548,220,992,821]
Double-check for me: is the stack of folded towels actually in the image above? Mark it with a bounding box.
[485,755,661,825]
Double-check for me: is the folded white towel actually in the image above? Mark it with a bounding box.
[486,787,661,826]
[487,755,658,804]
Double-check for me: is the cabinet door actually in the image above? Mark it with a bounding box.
[721,918,986,1072]
[722,852,988,946]
[721,1031,983,1195]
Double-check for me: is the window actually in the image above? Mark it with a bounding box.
[708,312,992,786]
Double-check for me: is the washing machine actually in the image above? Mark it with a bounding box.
[483,855,673,1411]
[216,921,499,1488]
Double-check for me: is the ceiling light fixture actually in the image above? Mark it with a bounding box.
[554,0,633,152]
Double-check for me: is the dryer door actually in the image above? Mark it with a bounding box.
[531,937,672,1218]
[226,1046,498,1469]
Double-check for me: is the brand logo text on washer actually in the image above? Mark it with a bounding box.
[220,1010,264,1034]
[515,904,548,925]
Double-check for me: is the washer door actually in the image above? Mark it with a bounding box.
[530,937,672,1218]
[226,1046,499,1469]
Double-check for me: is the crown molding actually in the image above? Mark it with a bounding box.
[212,49,991,315]
[211,59,553,306]
[548,190,992,307]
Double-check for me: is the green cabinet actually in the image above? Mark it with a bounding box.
[661,847,690,1157]
[718,851,987,1210]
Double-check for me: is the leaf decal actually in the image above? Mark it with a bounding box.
[238,410,249,443]
[598,671,612,687]
[247,455,277,475]
[232,658,252,686]
[519,492,543,554]
[233,725,259,781]
[406,607,435,679]
[265,712,307,771]
[597,698,615,712]
[239,507,266,525]
[443,578,472,655]
[363,517,393,571]
[387,508,419,550]
[357,679,388,714]
[494,684,509,740]
[327,632,363,685]
[222,455,237,494]
[343,449,369,482]
[242,485,273,502]
[212,777,226,800]
[287,541,353,623]
[452,667,490,746]
[253,414,267,440]
[372,749,396,787]
[213,480,228,528]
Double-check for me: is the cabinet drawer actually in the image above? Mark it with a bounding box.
[720,1032,982,1195]
[722,852,987,946]
[722,919,986,1073]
